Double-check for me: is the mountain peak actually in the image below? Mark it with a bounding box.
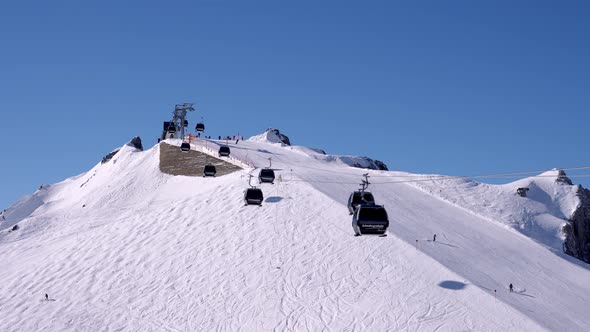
[248,128,291,145]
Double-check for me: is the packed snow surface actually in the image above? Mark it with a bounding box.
[1,134,589,331]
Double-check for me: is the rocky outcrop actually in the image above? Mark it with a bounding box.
[373,160,389,171]
[127,136,144,151]
[267,128,291,146]
[101,136,143,164]
[556,169,573,185]
[352,157,389,171]
[101,149,120,164]
[563,186,590,264]
[517,187,529,197]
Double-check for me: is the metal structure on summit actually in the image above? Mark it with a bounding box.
[161,103,196,141]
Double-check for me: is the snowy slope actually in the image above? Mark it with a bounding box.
[1,133,589,331]
[406,170,580,250]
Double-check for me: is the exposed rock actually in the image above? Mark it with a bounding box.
[352,157,389,171]
[556,169,573,185]
[516,187,530,197]
[248,128,291,146]
[127,136,144,151]
[267,128,291,146]
[374,160,389,171]
[101,136,143,164]
[11,224,19,231]
[563,186,590,264]
[311,148,327,155]
[101,149,120,164]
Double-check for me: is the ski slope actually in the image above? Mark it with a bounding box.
[1,133,589,331]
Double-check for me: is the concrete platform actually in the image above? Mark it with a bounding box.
[159,142,242,177]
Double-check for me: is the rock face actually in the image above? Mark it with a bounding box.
[373,159,389,171]
[352,157,389,171]
[101,136,143,164]
[556,169,573,185]
[101,149,120,164]
[127,136,144,151]
[268,128,291,146]
[563,186,590,264]
[517,187,529,197]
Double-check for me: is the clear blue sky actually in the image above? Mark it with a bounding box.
[1,0,589,209]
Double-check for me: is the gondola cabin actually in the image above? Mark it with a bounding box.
[352,204,389,236]
[203,164,217,177]
[180,142,191,152]
[219,146,231,157]
[347,191,376,215]
[196,123,205,132]
[258,169,275,184]
[163,122,177,133]
[244,188,264,206]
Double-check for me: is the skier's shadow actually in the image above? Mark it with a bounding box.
[426,240,459,248]
[514,289,536,298]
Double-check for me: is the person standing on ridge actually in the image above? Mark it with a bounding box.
[45,294,49,301]
[433,234,436,242]
[509,283,514,292]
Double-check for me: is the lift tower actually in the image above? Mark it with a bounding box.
[162,103,196,140]
[174,103,195,139]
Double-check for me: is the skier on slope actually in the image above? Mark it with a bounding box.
[509,283,514,292]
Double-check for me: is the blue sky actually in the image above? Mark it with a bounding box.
[0,0,589,208]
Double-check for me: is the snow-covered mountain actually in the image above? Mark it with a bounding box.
[1,130,589,331]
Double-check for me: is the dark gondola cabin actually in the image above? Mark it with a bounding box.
[352,204,389,236]
[196,123,205,132]
[180,142,191,152]
[219,146,230,157]
[164,122,177,133]
[347,191,376,214]
[244,188,264,206]
[203,164,217,177]
[258,169,275,184]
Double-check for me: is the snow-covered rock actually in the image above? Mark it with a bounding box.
[101,136,143,164]
[249,129,387,170]
[248,128,291,145]
[127,136,144,151]
[408,169,580,251]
